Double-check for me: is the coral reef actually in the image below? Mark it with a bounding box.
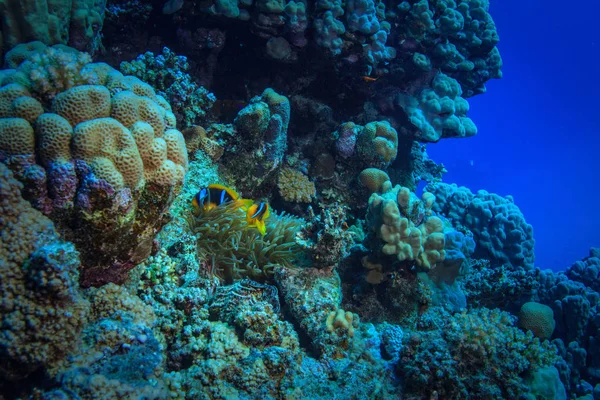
[396,73,477,142]
[400,307,560,399]
[295,203,354,269]
[1,2,595,400]
[0,0,105,56]
[0,42,187,286]
[426,182,535,269]
[366,182,445,270]
[217,88,290,198]
[120,47,216,129]
[0,163,89,380]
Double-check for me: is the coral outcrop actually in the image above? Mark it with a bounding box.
[0,163,90,380]
[366,183,445,270]
[426,182,535,269]
[0,42,188,286]
[0,0,105,55]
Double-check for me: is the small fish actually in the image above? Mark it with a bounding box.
[192,184,240,212]
[362,76,379,83]
[244,202,270,236]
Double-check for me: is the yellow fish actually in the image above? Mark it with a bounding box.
[192,184,241,212]
[243,202,270,236]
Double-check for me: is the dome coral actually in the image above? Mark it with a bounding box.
[0,42,188,286]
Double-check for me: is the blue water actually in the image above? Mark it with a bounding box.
[428,0,600,271]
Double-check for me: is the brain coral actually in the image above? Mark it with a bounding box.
[518,302,555,340]
[0,42,188,286]
[426,182,535,269]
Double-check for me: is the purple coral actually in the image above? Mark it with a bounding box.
[335,122,359,158]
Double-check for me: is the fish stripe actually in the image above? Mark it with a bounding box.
[220,189,227,205]
[251,203,266,219]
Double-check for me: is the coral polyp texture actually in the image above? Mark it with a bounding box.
[0,0,594,399]
[426,182,535,269]
[0,163,90,380]
[0,42,188,286]
[366,182,445,270]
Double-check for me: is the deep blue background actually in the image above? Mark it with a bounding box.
[428,1,599,271]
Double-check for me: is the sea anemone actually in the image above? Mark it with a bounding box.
[186,202,305,282]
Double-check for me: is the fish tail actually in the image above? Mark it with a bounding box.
[256,220,266,236]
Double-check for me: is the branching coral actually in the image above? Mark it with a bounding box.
[186,201,305,282]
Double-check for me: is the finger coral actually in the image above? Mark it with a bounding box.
[366,183,445,270]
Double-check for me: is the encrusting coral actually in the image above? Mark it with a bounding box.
[0,163,90,380]
[401,307,560,399]
[0,42,188,286]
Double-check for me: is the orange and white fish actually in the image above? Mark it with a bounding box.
[243,202,270,236]
[192,184,241,212]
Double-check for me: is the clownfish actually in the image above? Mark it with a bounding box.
[244,202,270,236]
[192,184,241,212]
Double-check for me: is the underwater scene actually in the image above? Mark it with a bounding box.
[0,0,597,399]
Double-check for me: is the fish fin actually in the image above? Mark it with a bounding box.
[208,184,240,200]
[236,199,254,211]
[257,220,266,236]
